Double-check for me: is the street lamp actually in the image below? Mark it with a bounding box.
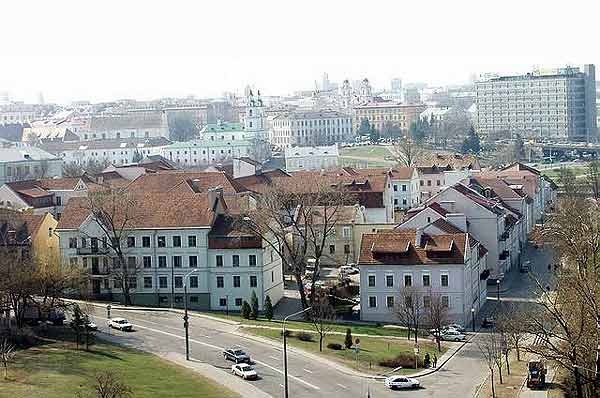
[496,279,501,303]
[471,307,475,333]
[283,307,312,398]
[184,269,199,361]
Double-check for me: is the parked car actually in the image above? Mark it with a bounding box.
[429,326,457,336]
[231,363,258,380]
[445,323,466,333]
[384,376,420,390]
[440,329,466,341]
[339,265,359,275]
[71,320,98,331]
[106,318,133,331]
[481,317,496,328]
[223,348,251,364]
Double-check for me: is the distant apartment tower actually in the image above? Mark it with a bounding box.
[475,64,597,142]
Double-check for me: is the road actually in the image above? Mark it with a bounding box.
[87,306,488,398]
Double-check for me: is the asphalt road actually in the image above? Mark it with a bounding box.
[87,307,488,398]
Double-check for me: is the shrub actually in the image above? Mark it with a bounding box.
[264,295,273,321]
[379,353,424,368]
[327,342,343,350]
[344,328,353,349]
[250,291,259,320]
[241,301,251,319]
[296,332,313,342]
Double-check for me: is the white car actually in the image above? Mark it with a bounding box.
[440,329,466,341]
[340,265,359,275]
[384,376,420,390]
[445,323,466,333]
[107,317,133,331]
[231,363,258,380]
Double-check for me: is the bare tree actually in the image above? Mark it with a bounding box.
[587,160,600,199]
[0,338,15,380]
[496,303,527,363]
[309,294,336,352]
[94,371,133,398]
[83,188,142,306]
[395,286,423,343]
[425,292,448,352]
[394,136,423,167]
[477,331,504,398]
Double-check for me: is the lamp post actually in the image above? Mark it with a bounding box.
[283,307,312,398]
[471,307,476,333]
[184,269,198,361]
[496,279,501,303]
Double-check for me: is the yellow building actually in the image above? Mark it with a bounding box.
[20,212,59,262]
[354,102,427,133]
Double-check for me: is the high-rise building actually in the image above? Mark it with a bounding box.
[474,64,597,142]
[391,78,402,93]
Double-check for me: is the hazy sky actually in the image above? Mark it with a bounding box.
[1,0,597,104]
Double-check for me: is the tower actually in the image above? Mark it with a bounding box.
[243,89,270,161]
[340,79,353,109]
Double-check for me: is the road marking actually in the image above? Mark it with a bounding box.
[303,368,312,374]
[269,355,279,360]
[336,383,348,389]
[93,314,320,391]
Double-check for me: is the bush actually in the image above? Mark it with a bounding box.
[264,295,273,321]
[241,301,251,319]
[379,353,424,368]
[327,342,343,350]
[250,291,259,320]
[280,330,292,338]
[296,332,313,342]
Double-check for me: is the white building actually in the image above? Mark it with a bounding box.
[388,167,421,210]
[56,191,284,310]
[358,229,488,325]
[284,144,339,172]
[270,110,353,148]
[0,147,63,185]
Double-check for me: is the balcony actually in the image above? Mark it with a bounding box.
[77,247,109,255]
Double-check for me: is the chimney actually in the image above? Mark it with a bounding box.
[446,213,467,232]
[415,227,423,247]
[207,186,223,210]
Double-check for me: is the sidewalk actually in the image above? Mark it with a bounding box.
[98,330,272,398]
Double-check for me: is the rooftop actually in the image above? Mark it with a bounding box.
[285,145,339,158]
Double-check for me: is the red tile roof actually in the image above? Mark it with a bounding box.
[126,171,246,194]
[20,213,46,235]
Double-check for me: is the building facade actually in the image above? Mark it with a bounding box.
[0,147,63,184]
[353,102,426,134]
[284,144,339,172]
[270,110,353,148]
[474,64,597,142]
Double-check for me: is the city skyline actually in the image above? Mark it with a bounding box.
[1,0,597,104]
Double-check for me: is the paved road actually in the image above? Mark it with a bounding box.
[88,307,488,398]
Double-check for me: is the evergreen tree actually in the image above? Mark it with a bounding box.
[250,291,259,320]
[71,304,84,350]
[264,295,274,321]
[461,126,481,154]
[358,118,372,135]
[344,328,353,349]
[241,301,251,319]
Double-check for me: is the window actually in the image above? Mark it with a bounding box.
[157,236,166,247]
[143,277,153,289]
[441,295,449,308]
[420,180,424,186]
[250,275,257,287]
[368,296,377,308]
[189,256,198,268]
[127,257,136,268]
[436,180,441,186]
[219,298,227,307]
[143,256,151,268]
[422,274,430,287]
[189,276,198,288]
[368,275,376,287]
[81,238,87,248]
[159,276,168,289]
[232,255,240,267]
[173,236,181,247]
[190,296,199,303]
[188,236,196,247]
[423,296,431,308]
[104,279,109,289]
[233,275,241,288]
[386,296,395,308]
[441,274,449,287]
[402,184,407,192]
[174,276,183,288]
[102,237,108,248]
[386,275,394,287]
[112,257,119,269]
[342,227,351,238]
[329,245,336,254]
[69,238,78,248]
[393,184,398,192]
[427,180,432,186]
[249,255,257,267]
[127,236,135,248]
[216,276,224,288]
[394,199,398,206]
[56,196,62,205]
[216,255,223,267]
[344,244,350,254]
[235,298,243,306]
[173,256,182,268]
[142,236,150,247]
[158,256,167,268]
[404,275,412,287]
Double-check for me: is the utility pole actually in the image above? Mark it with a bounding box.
[283,307,312,398]
[183,269,198,361]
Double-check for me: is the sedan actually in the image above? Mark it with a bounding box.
[446,323,466,333]
[106,318,133,331]
[384,376,420,390]
[223,348,251,364]
[231,364,258,380]
[440,330,466,341]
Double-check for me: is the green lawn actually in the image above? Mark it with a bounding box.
[197,311,412,338]
[242,327,443,375]
[542,166,588,181]
[0,341,238,398]
[340,145,394,160]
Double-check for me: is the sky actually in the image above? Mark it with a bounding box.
[1,0,598,104]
